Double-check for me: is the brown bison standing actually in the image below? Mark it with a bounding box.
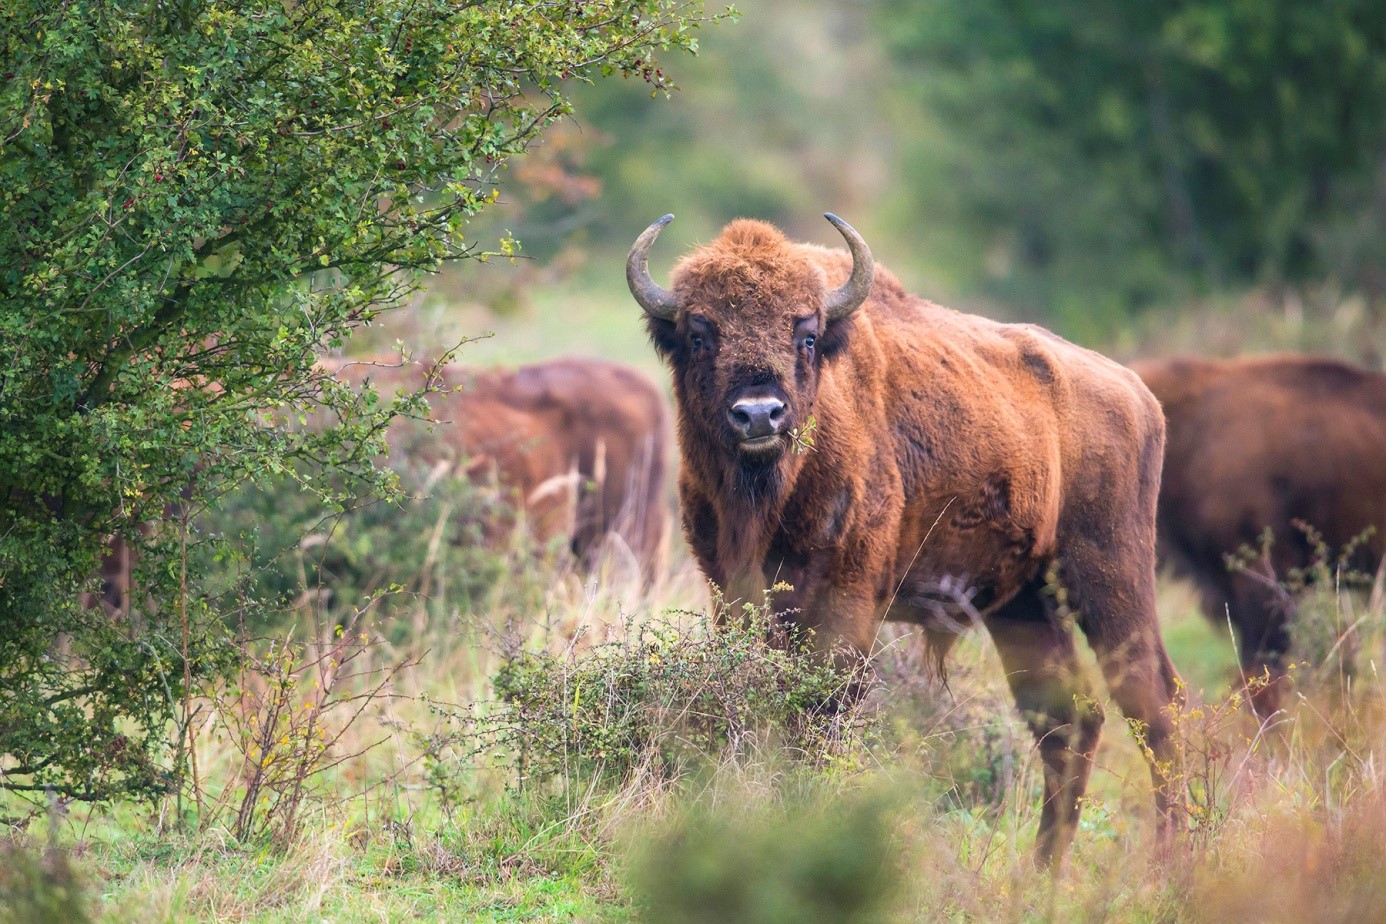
[1133,354,1386,713]
[629,214,1183,865]
[326,356,671,581]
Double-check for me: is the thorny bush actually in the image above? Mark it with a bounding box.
[204,605,418,849]
[455,597,880,794]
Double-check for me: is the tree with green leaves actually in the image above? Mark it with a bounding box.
[878,0,1386,331]
[0,0,717,804]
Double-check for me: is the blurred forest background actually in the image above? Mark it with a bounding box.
[377,0,1386,368]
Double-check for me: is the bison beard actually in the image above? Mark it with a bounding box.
[1133,354,1386,717]
[631,213,1186,867]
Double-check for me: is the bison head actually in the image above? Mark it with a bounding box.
[628,215,873,478]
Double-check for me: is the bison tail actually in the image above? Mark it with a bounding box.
[921,626,958,689]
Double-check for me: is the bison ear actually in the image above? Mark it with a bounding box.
[818,314,855,361]
[646,315,683,361]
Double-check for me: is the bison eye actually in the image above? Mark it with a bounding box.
[690,335,705,351]
[803,334,816,350]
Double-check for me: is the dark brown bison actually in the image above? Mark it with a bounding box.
[1132,354,1386,713]
[628,214,1183,865]
[325,355,671,581]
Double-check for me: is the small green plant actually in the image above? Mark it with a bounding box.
[788,415,819,454]
[1163,674,1273,847]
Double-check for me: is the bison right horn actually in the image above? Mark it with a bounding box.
[627,214,681,321]
[822,213,875,321]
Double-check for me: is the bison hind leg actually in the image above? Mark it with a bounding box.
[1065,545,1186,854]
[1223,575,1294,718]
[984,579,1105,870]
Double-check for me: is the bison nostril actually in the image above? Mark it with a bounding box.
[728,407,752,430]
[769,403,786,424]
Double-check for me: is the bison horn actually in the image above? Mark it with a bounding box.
[627,214,681,321]
[821,213,875,321]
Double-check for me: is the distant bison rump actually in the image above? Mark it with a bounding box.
[325,355,671,579]
[1133,353,1386,710]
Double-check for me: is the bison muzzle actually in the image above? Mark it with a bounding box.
[630,213,1185,867]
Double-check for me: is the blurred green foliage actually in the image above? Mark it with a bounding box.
[627,789,902,924]
[204,458,551,636]
[457,0,1384,346]
[877,0,1386,333]
[461,1,898,267]
[0,840,89,924]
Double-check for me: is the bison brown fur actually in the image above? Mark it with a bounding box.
[325,356,671,583]
[1133,353,1386,715]
[631,214,1184,866]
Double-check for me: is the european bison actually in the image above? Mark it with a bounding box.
[1133,354,1386,713]
[93,357,671,613]
[326,355,671,581]
[629,214,1183,865]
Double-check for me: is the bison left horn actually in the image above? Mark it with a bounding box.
[627,214,681,321]
[822,213,875,321]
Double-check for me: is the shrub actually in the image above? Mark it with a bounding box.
[202,608,419,849]
[1227,523,1383,685]
[471,602,879,792]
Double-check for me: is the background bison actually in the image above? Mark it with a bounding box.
[96,356,671,613]
[326,355,672,581]
[629,213,1183,866]
[1133,354,1386,713]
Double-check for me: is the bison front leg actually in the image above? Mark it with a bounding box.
[793,582,880,663]
[985,581,1105,869]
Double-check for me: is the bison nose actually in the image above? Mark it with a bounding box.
[728,396,787,439]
